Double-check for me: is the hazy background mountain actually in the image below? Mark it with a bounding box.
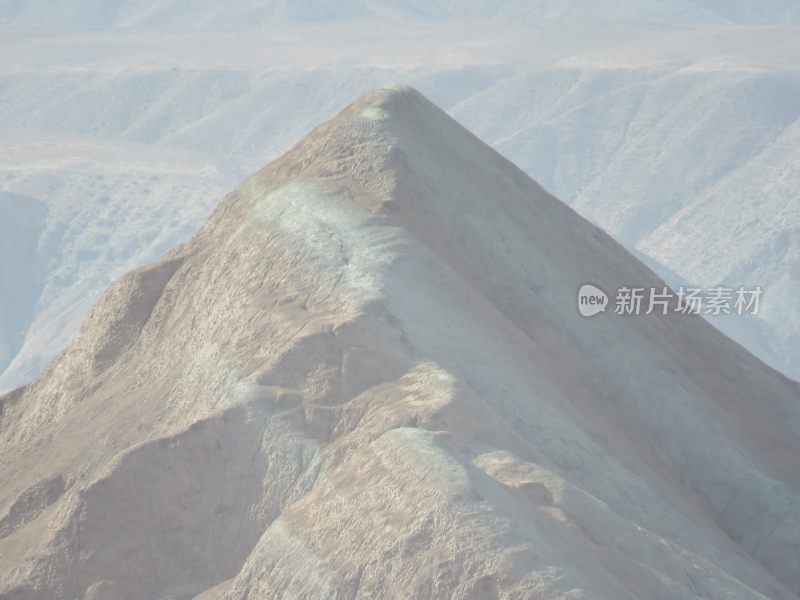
[0,5,798,390]
[1,0,799,27]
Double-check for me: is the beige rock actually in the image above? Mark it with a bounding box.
[1,86,799,600]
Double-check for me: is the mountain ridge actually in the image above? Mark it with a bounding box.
[1,86,799,600]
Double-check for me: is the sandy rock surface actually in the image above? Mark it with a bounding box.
[1,87,799,600]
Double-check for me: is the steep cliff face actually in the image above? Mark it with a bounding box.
[1,87,799,600]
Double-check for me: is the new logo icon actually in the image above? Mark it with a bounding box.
[578,284,608,317]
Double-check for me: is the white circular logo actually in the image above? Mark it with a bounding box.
[577,284,608,317]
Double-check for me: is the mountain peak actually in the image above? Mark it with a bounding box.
[353,83,425,108]
[2,88,800,600]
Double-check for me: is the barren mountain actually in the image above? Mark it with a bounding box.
[1,87,799,600]
[2,23,798,392]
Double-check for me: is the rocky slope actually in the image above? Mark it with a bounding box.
[1,87,799,600]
